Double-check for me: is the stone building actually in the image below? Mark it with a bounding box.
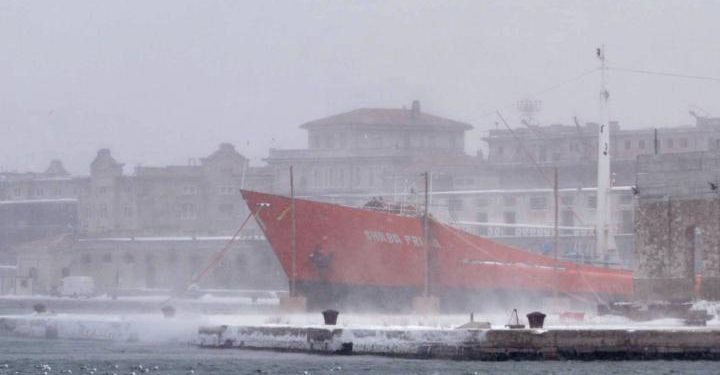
[437,186,636,264]
[634,151,720,301]
[2,144,283,295]
[266,100,478,197]
[14,234,284,295]
[483,114,720,188]
[0,160,79,255]
[79,144,272,236]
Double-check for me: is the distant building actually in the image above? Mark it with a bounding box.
[266,100,478,196]
[0,160,80,255]
[78,144,271,236]
[1,144,283,295]
[14,234,284,295]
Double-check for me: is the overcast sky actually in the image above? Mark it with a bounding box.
[2,0,720,173]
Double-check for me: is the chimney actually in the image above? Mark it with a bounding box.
[411,100,421,119]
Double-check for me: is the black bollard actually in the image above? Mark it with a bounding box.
[322,309,339,325]
[161,305,176,318]
[33,303,47,314]
[526,311,547,328]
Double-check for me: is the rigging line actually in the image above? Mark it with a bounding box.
[162,205,265,306]
[478,68,600,118]
[495,111,587,227]
[607,66,720,82]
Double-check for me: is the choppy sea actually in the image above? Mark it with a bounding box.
[0,336,716,375]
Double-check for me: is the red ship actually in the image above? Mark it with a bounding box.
[241,189,633,311]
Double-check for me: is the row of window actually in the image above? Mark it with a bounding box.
[452,194,633,212]
[472,209,634,236]
[80,252,248,266]
[11,186,76,198]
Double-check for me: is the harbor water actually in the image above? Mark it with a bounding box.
[0,336,716,375]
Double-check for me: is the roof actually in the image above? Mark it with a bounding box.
[300,108,473,131]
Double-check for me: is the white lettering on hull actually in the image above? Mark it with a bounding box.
[363,230,424,247]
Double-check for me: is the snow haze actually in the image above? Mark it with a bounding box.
[2,0,720,172]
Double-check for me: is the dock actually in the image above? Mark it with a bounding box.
[4,313,720,360]
[197,325,720,360]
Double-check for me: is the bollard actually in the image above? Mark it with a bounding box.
[526,311,547,328]
[322,309,339,325]
[33,303,47,314]
[161,305,176,318]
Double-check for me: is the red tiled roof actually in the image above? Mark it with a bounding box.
[300,108,473,130]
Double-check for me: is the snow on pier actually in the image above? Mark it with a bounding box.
[196,324,720,360]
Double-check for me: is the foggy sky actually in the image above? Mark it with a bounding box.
[2,0,720,173]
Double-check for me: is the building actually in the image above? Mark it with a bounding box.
[0,160,80,255]
[14,234,284,295]
[79,144,272,236]
[266,100,478,197]
[2,144,284,295]
[634,151,720,301]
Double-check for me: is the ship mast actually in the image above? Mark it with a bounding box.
[595,46,618,264]
[423,171,430,297]
[290,166,297,297]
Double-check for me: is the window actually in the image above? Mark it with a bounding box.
[475,198,489,207]
[123,205,132,217]
[476,212,488,236]
[529,196,547,210]
[639,140,645,150]
[503,195,516,207]
[561,210,574,235]
[180,203,197,219]
[219,186,235,195]
[448,198,463,212]
[123,253,135,264]
[183,185,198,195]
[587,196,597,209]
[666,138,674,148]
[561,196,574,206]
[503,212,516,236]
[497,146,504,156]
[680,138,688,148]
[99,204,108,218]
[621,210,634,234]
[236,254,247,268]
[103,253,112,263]
[624,140,631,150]
[219,204,233,216]
[82,254,92,264]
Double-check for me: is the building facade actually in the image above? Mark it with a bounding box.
[266,101,478,197]
[1,144,283,295]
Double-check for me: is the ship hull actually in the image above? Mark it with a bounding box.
[296,281,591,312]
[242,190,633,311]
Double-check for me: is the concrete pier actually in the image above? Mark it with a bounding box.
[197,325,720,360]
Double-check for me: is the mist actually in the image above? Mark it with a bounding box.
[3,1,720,173]
[4,1,720,370]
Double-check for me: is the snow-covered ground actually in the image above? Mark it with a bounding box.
[2,301,720,345]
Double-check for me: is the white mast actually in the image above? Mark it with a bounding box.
[595,46,618,264]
